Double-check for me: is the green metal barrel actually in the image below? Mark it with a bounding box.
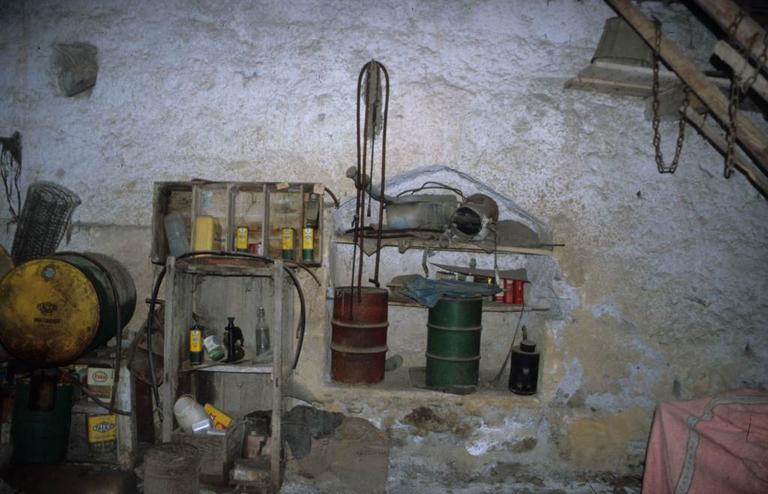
[12,376,74,463]
[426,296,483,387]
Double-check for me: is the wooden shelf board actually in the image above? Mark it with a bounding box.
[175,261,274,277]
[389,299,549,312]
[180,360,272,374]
[334,237,553,256]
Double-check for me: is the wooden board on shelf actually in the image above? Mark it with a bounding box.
[179,360,272,374]
[334,236,554,256]
[389,297,549,313]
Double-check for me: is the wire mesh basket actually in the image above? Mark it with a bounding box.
[11,181,81,265]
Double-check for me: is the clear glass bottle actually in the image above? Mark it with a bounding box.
[254,307,271,360]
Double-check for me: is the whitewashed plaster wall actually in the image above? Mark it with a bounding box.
[1,0,767,485]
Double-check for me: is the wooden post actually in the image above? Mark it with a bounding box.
[713,40,768,102]
[605,0,768,170]
[692,0,768,65]
[271,260,284,493]
[684,107,768,195]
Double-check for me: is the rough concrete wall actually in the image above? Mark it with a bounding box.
[1,0,767,486]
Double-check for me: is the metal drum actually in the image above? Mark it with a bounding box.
[331,287,388,384]
[0,252,136,367]
[426,296,483,388]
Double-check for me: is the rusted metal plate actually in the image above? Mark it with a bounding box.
[331,287,388,384]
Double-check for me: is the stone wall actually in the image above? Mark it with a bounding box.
[1,0,767,486]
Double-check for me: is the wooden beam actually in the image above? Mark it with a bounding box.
[605,0,768,170]
[684,107,768,196]
[713,40,768,102]
[692,0,768,65]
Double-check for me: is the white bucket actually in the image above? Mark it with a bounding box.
[173,395,211,433]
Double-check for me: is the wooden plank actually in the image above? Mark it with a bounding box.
[271,260,284,493]
[693,0,768,65]
[713,40,768,102]
[388,299,550,313]
[684,107,768,195]
[334,237,554,256]
[161,257,177,442]
[606,0,768,168]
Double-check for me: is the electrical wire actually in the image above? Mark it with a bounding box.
[396,181,464,199]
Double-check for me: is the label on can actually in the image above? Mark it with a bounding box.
[87,414,117,450]
[235,226,249,251]
[281,228,295,250]
[189,327,202,352]
[302,228,313,250]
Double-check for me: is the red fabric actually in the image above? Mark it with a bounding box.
[643,389,768,494]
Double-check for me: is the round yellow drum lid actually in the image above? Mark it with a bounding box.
[0,259,100,366]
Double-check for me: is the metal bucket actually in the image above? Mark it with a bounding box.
[426,296,483,387]
[0,252,136,366]
[12,375,73,463]
[331,287,388,384]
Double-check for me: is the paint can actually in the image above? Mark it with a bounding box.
[302,227,314,261]
[189,324,203,365]
[235,226,249,252]
[506,279,525,305]
[281,227,295,260]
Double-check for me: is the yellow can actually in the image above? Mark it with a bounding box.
[302,227,314,261]
[281,227,295,260]
[235,226,249,252]
[87,414,117,454]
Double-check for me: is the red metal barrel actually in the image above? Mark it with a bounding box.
[331,287,388,384]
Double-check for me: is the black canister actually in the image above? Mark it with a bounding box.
[508,336,540,395]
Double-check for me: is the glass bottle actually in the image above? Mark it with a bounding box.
[254,307,271,360]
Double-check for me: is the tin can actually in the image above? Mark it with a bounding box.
[235,226,249,252]
[87,414,117,455]
[248,242,261,255]
[203,334,225,361]
[507,279,525,305]
[302,227,314,261]
[189,325,203,365]
[281,228,295,260]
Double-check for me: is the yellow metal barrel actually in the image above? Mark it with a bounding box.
[0,253,135,367]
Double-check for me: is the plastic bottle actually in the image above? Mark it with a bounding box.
[164,212,189,257]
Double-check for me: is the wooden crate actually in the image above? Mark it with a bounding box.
[172,420,245,485]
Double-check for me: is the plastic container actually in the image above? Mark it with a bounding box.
[193,216,221,251]
[173,395,211,433]
[203,334,225,361]
[164,212,189,257]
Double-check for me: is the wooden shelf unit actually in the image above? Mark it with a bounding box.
[161,256,293,492]
[334,236,554,256]
[152,181,325,266]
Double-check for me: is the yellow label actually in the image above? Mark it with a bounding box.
[281,228,294,250]
[204,403,232,430]
[302,228,314,250]
[87,414,117,443]
[235,226,249,250]
[189,328,202,352]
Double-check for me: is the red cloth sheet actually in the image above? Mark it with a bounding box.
[643,389,768,494]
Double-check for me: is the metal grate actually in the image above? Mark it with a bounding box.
[11,181,81,265]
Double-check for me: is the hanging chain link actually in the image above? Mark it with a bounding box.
[651,17,689,174]
[724,11,768,178]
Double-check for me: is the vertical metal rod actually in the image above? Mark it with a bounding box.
[372,64,390,287]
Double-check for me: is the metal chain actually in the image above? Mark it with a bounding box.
[724,11,745,179]
[724,12,768,178]
[651,17,689,174]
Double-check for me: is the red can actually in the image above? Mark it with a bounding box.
[505,279,525,305]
